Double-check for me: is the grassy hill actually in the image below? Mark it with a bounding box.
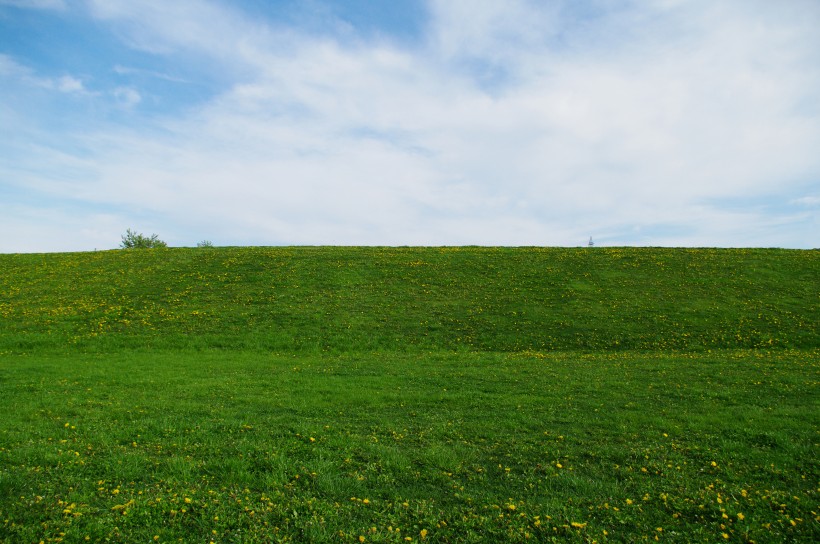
[0,246,817,353]
[1,246,818,542]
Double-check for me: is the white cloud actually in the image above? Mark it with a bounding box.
[0,0,66,10]
[84,0,281,63]
[427,0,561,63]
[0,54,90,94]
[791,196,820,207]
[0,53,32,77]
[113,64,189,83]
[0,204,125,252]
[113,86,141,107]
[2,0,820,250]
[56,75,84,93]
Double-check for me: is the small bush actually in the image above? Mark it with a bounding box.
[120,229,168,249]
[197,240,214,248]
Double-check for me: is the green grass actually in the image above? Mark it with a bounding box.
[1,247,817,353]
[0,247,818,542]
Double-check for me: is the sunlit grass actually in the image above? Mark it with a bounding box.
[1,349,817,542]
[0,247,817,353]
[0,247,818,542]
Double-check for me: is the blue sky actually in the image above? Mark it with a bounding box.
[1,0,818,252]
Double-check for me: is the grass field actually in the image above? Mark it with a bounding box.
[0,247,818,542]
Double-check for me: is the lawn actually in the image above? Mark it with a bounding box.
[2,349,817,542]
[0,247,818,542]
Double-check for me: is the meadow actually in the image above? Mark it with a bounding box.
[0,247,817,542]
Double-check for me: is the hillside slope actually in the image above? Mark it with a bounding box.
[0,247,817,352]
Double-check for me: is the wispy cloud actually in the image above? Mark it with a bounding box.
[1,0,819,251]
[0,0,66,10]
[55,75,85,93]
[113,64,189,84]
[0,53,27,76]
[112,86,141,107]
[792,196,820,207]
[0,54,89,94]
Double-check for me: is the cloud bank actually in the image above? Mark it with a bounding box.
[1,0,818,251]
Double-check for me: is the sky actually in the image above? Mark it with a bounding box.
[1,0,819,252]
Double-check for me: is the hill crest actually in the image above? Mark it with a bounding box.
[1,246,817,352]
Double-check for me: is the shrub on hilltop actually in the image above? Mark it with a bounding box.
[119,228,167,249]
